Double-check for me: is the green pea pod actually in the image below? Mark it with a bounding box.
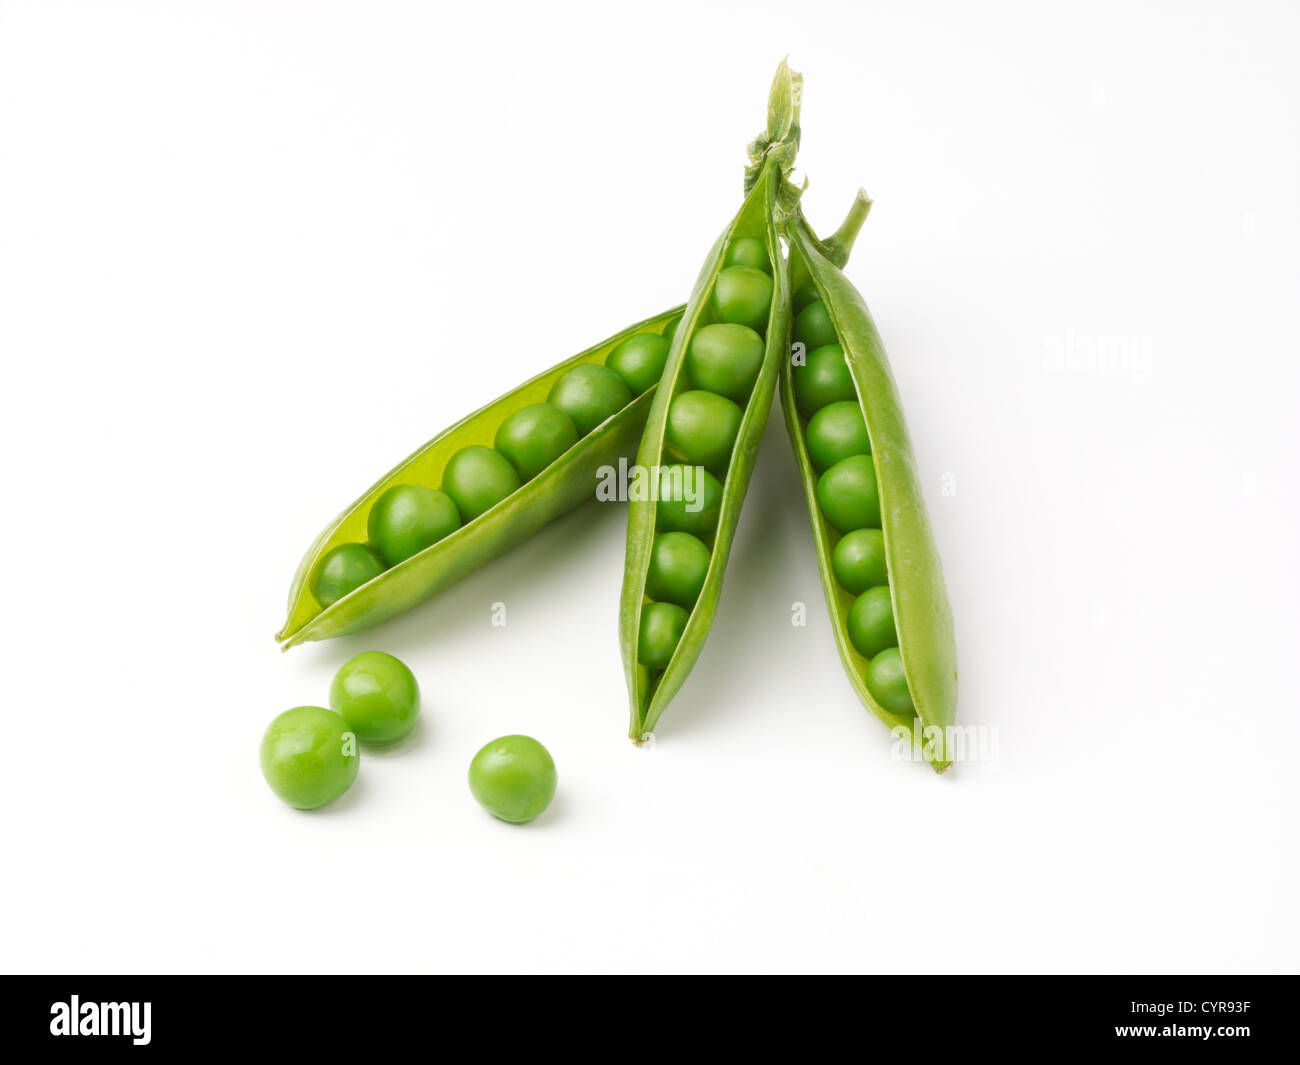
[619,61,859,741]
[276,308,680,649]
[781,202,958,771]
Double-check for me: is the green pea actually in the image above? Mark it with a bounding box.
[638,601,689,670]
[260,706,359,810]
[645,531,711,608]
[847,585,899,658]
[865,646,915,716]
[685,322,765,404]
[712,265,774,332]
[329,651,420,745]
[725,235,771,274]
[794,298,837,351]
[816,454,881,534]
[793,280,822,313]
[547,363,633,435]
[662,315,683,343]
[606,333,671,394]
[441,445,521,522]
[832,528,889,594]
[311,543,386,607]
[655,464,724,537]
[468,734,557,824]
[793,343,856,415]
[806,400,871,472]
[494,403,579,481]
[367,484,461,566]
[666,390,743,473]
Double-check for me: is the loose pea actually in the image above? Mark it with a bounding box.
[311,543,387,607]
[712,265,774,332]
[793,343,856,415]
[847,585,899,658]
[442,445,521,522]
[685,323,765,404]
[793,280,822,313]
[468,734,557,824]
[725,235,771,274]
[865,646,915,716]
[329,651,420,745]
[645,531,711,608]
[666,390,743,472]
[367,484,461,566]
[494,403,579,481]
[547,363,633,435]
[794,298,837,351]
[816,454,881,534]
[638,601,689,670]
[605,333,670,395]
[832,528,889,594]
[259,706,359,810]
[655,464,724,537]
[806,400,871,471]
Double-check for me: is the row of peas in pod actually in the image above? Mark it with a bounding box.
[789,284,914,719]
[636,236,774,673]
[307,329,679,609]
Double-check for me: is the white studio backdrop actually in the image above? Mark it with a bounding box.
[0,0,1296,973]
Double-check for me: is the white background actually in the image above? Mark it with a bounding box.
[1,0,1296,975]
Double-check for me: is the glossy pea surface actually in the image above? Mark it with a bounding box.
[442,445,521,522]
[685,323,765,403]
[494,403,579,482]
[468,734,557,824]
[832,528,889,594]
[638,602,689,670]
[806,400,871,471]
[367,484,461,566]
[311,543,386,607]
[793,343,856,415]
[847,585,899,658]
[794,299,837,351]
[547,363,633,435]
[329,651,420,745]
[792,280,822,313]
[712,265,774,332]
[606,333,671,394]
[725,235,771,273]
[645,532,711,608]
[865,647,915,715]
[655,464,723,537]
[666,391,743,473]
[816,454,881,534]
[260,706,359,810]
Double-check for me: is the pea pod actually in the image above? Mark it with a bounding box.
[276,308,681,648]
[781,199,958,771]
[619,62,866,740]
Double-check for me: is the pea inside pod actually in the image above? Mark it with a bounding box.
[779,195,958,770]
[277,305,684,649]
[619,61,873,742]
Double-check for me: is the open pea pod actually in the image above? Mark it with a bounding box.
[620,61,851,740]
[781,202,958,771]
[277,307,681,648]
